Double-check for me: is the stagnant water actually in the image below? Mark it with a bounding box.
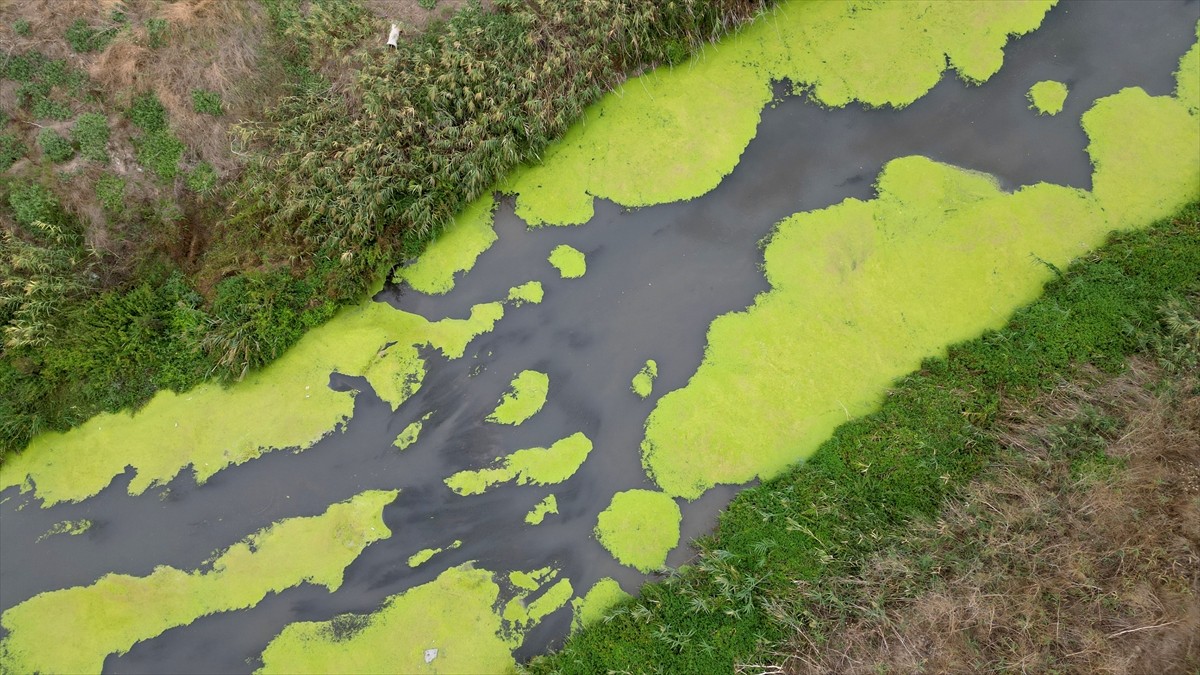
[1,1,1196,671]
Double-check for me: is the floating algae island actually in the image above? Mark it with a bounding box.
[1,1,1198,673]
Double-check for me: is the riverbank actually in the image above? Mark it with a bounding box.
[527,202,1200,672]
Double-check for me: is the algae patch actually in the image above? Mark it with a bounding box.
[34,519,92,543]
[507,280,545,306]
[257,564,518,674]
[393,412,432,451]
[594,489,681,573]
[408,540,462,568]
[393,193,498,295]
[0,490,397,674]
[548,244,587,278]
[1028,80,1068,115]
[486,370,549,425]
[631,360,658,398]
[571,578,631,632]
[445,432,593,496]
[525,494,559,525]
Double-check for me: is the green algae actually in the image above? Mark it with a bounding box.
[257,564,518,674]
[0,287,531,507]
[502,578,573,631]
[509,567,556,592]
[548,244,587,278]
[642,80,1200,500]
[525,494,559,525]
[631,360,658,399]
[507,280,545,306]
[1028,79,1068,115]
[501,1,1054,227]
[393,193,498,294]
[486,370,550,425]
[593,489,681,573]
[407,540,462,568]
[34,518,92,543]
[444,432,593,496]
[571,578,630,632]
[393,412,432,451]
[0,489,397,674]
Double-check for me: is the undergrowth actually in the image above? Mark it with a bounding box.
[525,203,1200,673]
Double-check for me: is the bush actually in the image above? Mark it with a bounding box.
[72,113,110,162]
[136,131,184,180]
[186,162,217,194]
[128,92,168,132]
[95,174,125,212]
[191,89,223,116]
[0,134,24,171]
[37,128,74,163]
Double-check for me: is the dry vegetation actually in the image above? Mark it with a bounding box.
[777,359,1200,674]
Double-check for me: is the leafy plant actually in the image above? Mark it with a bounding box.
[136,131,185,180]
[128,92,168,132]
[8,183,63,227]
[72,113,110,162]
[95,174,126,212]
[37,128,74,163]
[65,19,116,53]
[31,98,72,120]
[186,162,218,194]
[191,89,224,116]
[418,0,437,9]
[13,19,31,36]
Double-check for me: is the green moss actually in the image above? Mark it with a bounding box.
[631,360,658,398]
[1175,22,1200,115]
[393,413,431,450]
[257,564,518,674]
[594,489,681,573]
[548,244,587,278]
[571,578,630,632]
[507,280,544,306]
[0,490,396,674]
[486,370,549,425]
[0,293,522,507]
[525,494,559,525]
[407,540,460,568]
[502,1,1053,227]
[444,432,593,496]
[34,519,92,543]
[1027,79,1068,115]
[394,193,498,294]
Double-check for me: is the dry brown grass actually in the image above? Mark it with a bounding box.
[360,0,492,33]
[775,360,1200,675]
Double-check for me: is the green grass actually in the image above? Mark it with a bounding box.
[527,202,1200,672]
[136,130,185,180]
[191,89,223,116]
[72,112,110,162]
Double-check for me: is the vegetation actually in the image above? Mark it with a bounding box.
[0,0,769,458]
[527,203,1200,672]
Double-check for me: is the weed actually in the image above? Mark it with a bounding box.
[31,98,72,121]
[186,162,217,194]
[65,19,117,53]
[0,135,23,171]
[146,18,169,48]
[135,131,184,180]
[72,113,110,162]
[191,89,223,116]
[128,92,168,133]
[37,129,74,163]
[418,0,437,9]
[95,174,126,213]
[13,19,31,36]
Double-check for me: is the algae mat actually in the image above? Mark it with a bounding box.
[2,2,1198,673]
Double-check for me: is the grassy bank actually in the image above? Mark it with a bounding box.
[0,0,769,457]
[526,202,1200,672]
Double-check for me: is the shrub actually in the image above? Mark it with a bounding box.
[191,89,223,116]
[37,128,74,163]
[128,92,168,132]
[13,19,31,36]
[72,113,110,162]
[65,19,116,53]
[95,174,125,212]
[0,134,22,171]
[186,162,217,194]
[136,131,184,180]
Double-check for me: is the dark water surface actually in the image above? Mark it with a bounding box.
[1,2,1196,672]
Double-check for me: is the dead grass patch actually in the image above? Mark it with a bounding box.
[775,360,1200,674]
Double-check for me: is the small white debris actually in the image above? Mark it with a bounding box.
[424,648,438,663]
[388,23,401,48]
